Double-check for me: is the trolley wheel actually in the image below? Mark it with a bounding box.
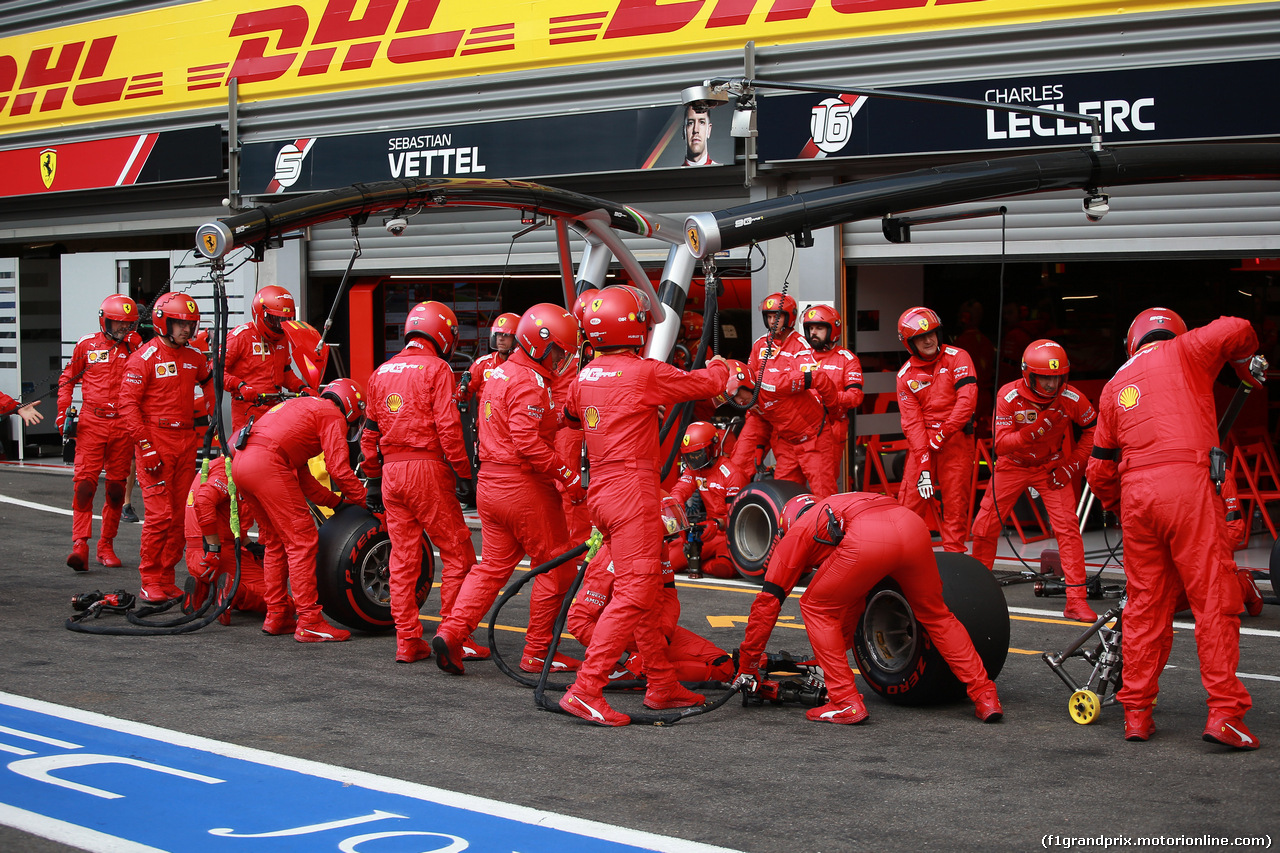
[1068,689,1101,725]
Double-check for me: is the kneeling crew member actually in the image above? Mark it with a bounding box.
[668,421,747,579]
[734,492,1003,725]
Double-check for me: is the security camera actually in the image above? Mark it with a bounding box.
[384,217,408,236]
[1082,193,1110,223]
[680,84,729,111]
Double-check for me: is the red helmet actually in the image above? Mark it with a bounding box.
[1125,307,1186,357]
[321,378,366,436]
[572,288,601,324]
[582,285,651,349]
[99,294,138,341]
[251,285,296,338]
[517,303,579,374]
[802,304,842,351]
[760,292,797,334]
[681,311,704,342]
[779,493,817,537]
[1021,339,1070,403]
[404,301,460,357]
[152,292,200,339]
[489,312,520,352]
[897,306,942,360]
[680,421,718,470]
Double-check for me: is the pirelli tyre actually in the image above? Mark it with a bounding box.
[315,504,434,632]
[726,478,808,582]
[851,552,1010,705]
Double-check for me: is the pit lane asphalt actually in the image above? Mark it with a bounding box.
[1,465,1275,853]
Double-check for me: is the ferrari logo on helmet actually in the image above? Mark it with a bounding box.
[497,317,508,326]
[807,309,817,319]
[1118,385,1141,410]
[186,300,197,313]
[765,299,776,309]
[386,393,403,413]
[39,148,56,188]
[917,318,930,331]
[1048,359,1060,370]
[682,435,691,446]
[122,303,133,314]
[591,299,603,312]
[584,406,601,430]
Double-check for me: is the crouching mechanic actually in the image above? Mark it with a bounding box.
[1087,307,1263,749]
[668,421,747,579]
[734,493,1003,725]
[433,304,586,676]
[970,339,1098,623]
[559,285,730,726]
[362,301,478,663]
[568,496,734,684]
[58,294,142,571]
[183,458,268,624]
[231,379,368,642]
[118,293,212,603]
[896,306,978,552]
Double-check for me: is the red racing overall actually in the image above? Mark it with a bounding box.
[1086,318,1257,725]
[231,396,366,627]
[58,329,141,558]
[223,320,309,432]
[897,344,978,552]
[435,349,577,664]
[668,455,748,579]
[362,339,476,648]
[970,380,1097,619]
[737,493,999,722]
[812,345,864,491]
[567,353,729,700]
[119,338,212,599]
[183,460,268,620]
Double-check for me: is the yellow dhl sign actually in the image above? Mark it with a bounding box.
[0,0,1248,138]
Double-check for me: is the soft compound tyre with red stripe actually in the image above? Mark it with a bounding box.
[315,504,433,632]
[726,478,808,582]
[851,552,1010,705]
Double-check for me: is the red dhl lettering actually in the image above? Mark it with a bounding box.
[0,0,997,124]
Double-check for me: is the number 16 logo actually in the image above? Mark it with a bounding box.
[809,96,867,155]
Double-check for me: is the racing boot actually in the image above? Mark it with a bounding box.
[66,539,89,572]
[520,649,582,674]
[431,631,466,675]
[1062,589,1097,624]
[395,636,432,664]
[121,504,140,523]
[1203,713,1260,750]
[95,539,122,569]
[261,606,298,636]
[607,652,645,684]
[139,583,183,604]
[294,614,350,643]
[1124,706,1156,742]
[806,696,870,725]
[972,685,1004,723]
[560,686,631,727]
[642,681,705,711]
[1237,569,1264,617]
[461,634,490,661]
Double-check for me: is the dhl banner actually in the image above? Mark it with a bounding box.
[0,0,1250,138]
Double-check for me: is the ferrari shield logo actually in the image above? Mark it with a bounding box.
[39,148,56,188]
[202,232,219,255]
[1048,359,1060,370]
[591,299,603,312]
[686,226,700,255]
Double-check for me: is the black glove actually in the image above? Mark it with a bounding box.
[365,477,384,514]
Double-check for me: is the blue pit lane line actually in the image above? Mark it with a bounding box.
[0,692,739,853]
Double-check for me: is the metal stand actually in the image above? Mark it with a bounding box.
[1041,597,1126,724]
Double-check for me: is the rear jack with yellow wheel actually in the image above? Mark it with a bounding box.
[1042,597,1126,723]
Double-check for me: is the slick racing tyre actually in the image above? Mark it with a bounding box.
[315,504,433,632]
[851,552,1010,705]
[726,478,808,582]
